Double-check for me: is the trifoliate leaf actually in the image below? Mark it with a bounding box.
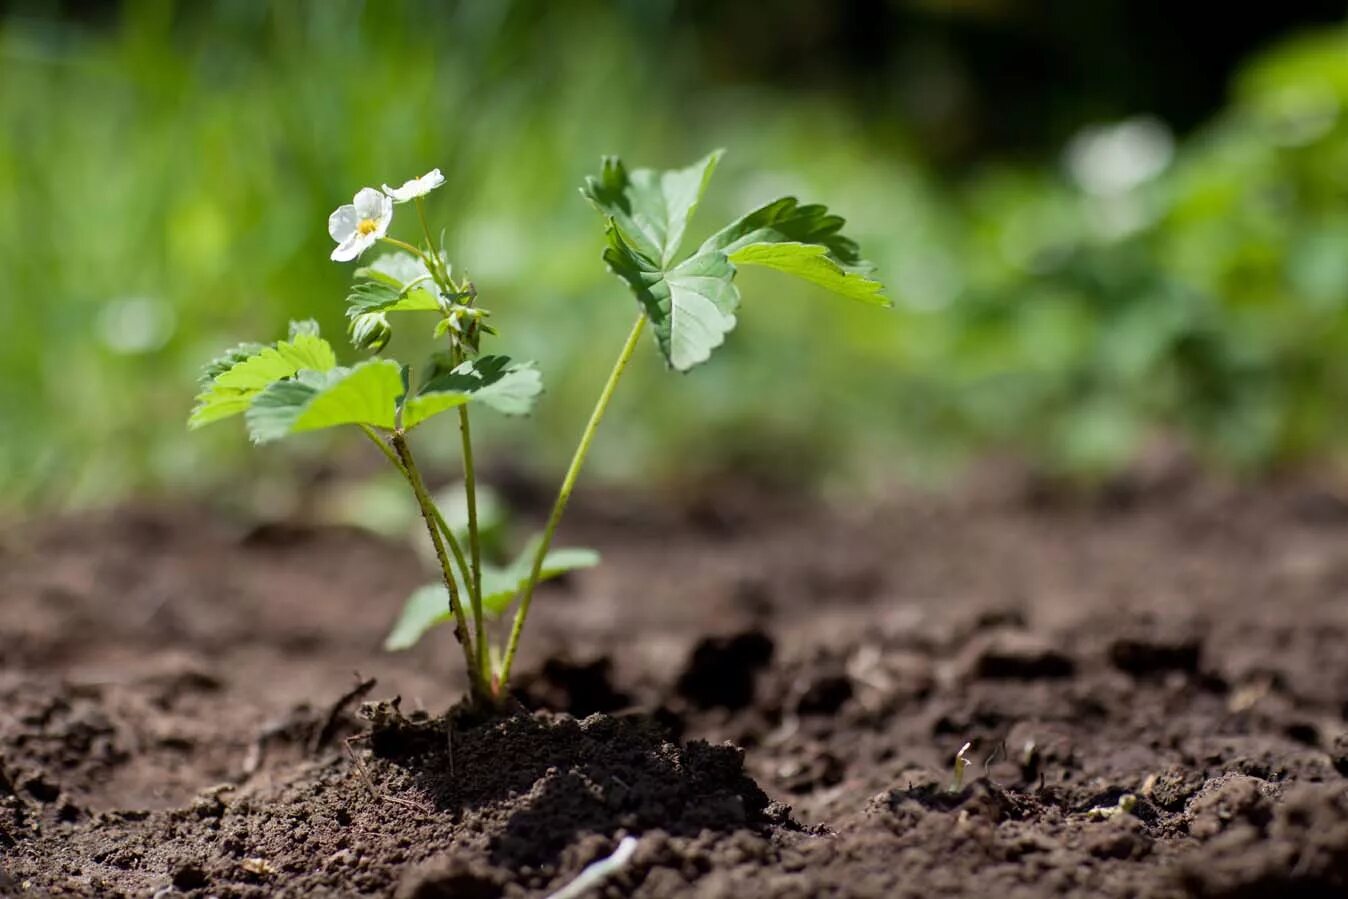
[245,359,403,443]
[584,153,888,371]
[727,242,888,306]
[581,150,723,267]
[188,326,337,429]
[602,224,740,372]
[383,539,600,651]
[401,355,542,428]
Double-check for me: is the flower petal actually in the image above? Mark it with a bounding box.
[353,232,381,258]
[330,233,366,262]
[328,204,358,242]
[370,211,391,240]
[382,168,445,203]
[353,187,392,222]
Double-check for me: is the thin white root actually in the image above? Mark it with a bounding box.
[544,836,639,899]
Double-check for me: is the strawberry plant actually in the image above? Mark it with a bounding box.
[190,152,888,708]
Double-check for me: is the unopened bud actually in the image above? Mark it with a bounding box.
[349,312,392,353]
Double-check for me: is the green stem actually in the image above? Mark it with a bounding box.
[391,431,487,702]
[378,235,436,274]
[358,423,406,474]
[458,405,488,683]
[497,312,647,693]
[359,425,474,595]
[413,197,445,285]
[431,505,475,613]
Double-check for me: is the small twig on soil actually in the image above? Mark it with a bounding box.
[543,836,638,899]
[311,675,377,753]
[982,740,1006,783]
[343,736,380,801]
[343,735,433,817]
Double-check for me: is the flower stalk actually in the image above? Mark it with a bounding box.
[457,405,489,681]
[497,312,647,692]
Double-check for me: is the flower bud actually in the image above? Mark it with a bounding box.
[349,312,392,353]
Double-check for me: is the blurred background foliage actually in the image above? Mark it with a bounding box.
[3,0,1348,510]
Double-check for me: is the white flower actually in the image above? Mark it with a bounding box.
[329,188,393,262]
[382,169,445,204]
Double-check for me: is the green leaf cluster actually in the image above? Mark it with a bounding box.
[188,321,541,443]
[188,321,336,429]
[583,151,889,371]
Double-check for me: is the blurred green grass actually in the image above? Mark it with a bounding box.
[3,1,1348,509]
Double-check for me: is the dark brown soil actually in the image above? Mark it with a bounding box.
[5,468,1348,897]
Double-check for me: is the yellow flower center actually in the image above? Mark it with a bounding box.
[356,218,379,236]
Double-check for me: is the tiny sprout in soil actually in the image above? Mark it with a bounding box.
[189,151,888,709]
[950,741,973,792]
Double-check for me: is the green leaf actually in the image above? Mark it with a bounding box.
[603,224,740,372]
[402,355,543,428]
[188,390,258,430]
[479,536,600,616]
[198,342,266,385]
[345,252,444,320]
[702,196,888,305]
[699,196,866,266]
[383,539,600,652]
[727,242,888,306]
[245,359,403,444]
[188,325,337,429]
[581,150,723,267]
[384,584,452,652]
[345,272,441,318]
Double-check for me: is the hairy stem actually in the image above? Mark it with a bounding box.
[359,425,474,598]
[391,432,487,702]
[458,405,488,683]
[358,423,407,475]
[432,505,475,613]
[497,312,647,693]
